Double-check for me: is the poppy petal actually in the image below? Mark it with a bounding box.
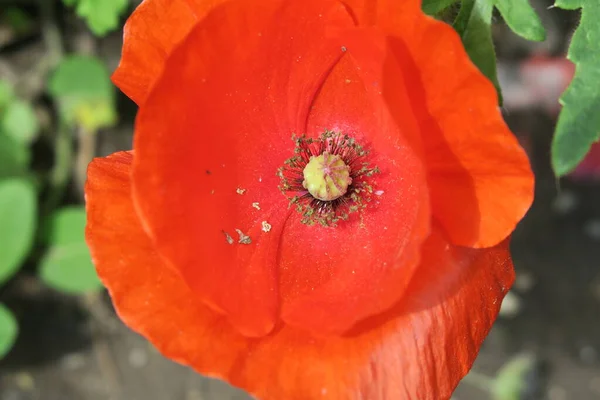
[340,0,421,32]
[249,230,513,400]
[85,153,513,399]
[407,21,533,249]
[279,31,431,335]
[112,0,238,105]
[343,0,534,248]
[111,0,198,105]
[131,0,356,337]
[85,150,251,373]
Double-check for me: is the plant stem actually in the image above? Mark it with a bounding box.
[42,119,72,216]
[39,0,63,68]
[39,0,71,216]
[75,126,97,199]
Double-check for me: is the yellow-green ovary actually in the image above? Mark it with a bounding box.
[302,152,352,201]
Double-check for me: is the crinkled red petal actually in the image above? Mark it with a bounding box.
[131,0,359,337]
[115,0,533,250]
[344,0,534,248]
[280,29,430,334]
[86,151,514,400]
[111,0,198,105]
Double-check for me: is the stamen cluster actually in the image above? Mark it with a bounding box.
[277,130,379,226]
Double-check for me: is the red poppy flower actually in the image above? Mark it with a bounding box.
[85,0,534,399]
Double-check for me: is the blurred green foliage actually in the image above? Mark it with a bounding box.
[2,101,39,145]
[453,0,503,98]
[492,354,543,400]
[0,19,116,357]
[1,7,33,34]
[0,82,35,178]
[49,56,118,132]
[451,0,546,101]
[551,0,600,176]
[422,0,460,15]
[0,179,36,285]
[39,206,103,293]
[62,0,129,36]
[0,304,17,359]
[0,85,32,179]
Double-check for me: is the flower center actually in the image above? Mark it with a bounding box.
[302,152,352,201]
[278,130,380,227]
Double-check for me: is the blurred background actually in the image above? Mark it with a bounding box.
[0,0,597,399]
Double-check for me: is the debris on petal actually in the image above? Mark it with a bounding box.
[236,187,246,195]
[252,202,261,210]
[235,228,252,244]
[222,230,234,245]
[261,221,272,232]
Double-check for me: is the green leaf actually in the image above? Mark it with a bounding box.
[39,245,102,294]
[2,7,35,35]
[63,0,128,36]
[39,206,102,294]
[0,304,17,359]
[41,206,87,245]
[0,134,30,179]
[48,56,117,131]
[1,100,39,145]
[0,179,37,284]
[422,0,459,15]
[0,81,14,110]
[495,0,546,42]
[453,0,546,100]
[492,354,538,400]
[454,0,502,99]
[551,0,600,176]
